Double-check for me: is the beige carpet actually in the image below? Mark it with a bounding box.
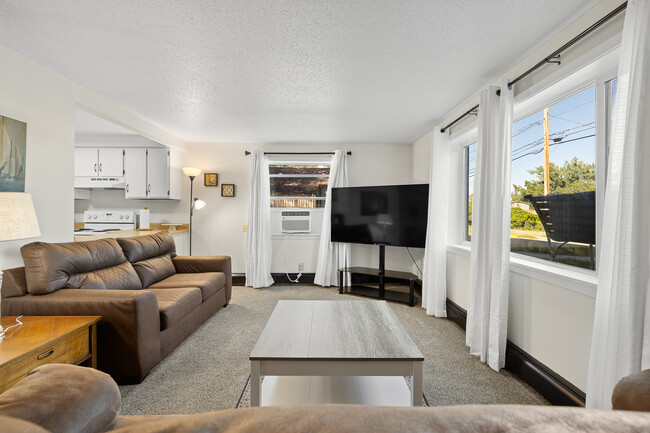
[119,285,548,415]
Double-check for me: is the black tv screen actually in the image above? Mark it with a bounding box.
[331,184,429,248]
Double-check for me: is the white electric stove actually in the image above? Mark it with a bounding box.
[74,210,137,236]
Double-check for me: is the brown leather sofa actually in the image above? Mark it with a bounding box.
[0,232,231,384]
[0,364,649,433]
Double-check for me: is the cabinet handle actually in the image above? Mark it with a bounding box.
[148,184,151,193]
[38,349,54,360]
[99,163,102,172]
[126,184,129,193]
[94,163,97,173]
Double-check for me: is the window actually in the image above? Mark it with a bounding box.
[510,86,596,270]
[464,142,476,241]
[269,162,331,208]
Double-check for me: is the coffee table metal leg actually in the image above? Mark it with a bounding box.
[411,361,423,406]
[251,361,261,406]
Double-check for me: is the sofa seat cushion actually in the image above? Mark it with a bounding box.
[20,238,141,294]
[149,272,225,302]
[148,288,202,330]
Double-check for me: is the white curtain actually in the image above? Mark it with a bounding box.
[314,150,350,286]
[245,149,274,288]
[421,130,450,317]
[586,0,650,409]
[466,79,514,372]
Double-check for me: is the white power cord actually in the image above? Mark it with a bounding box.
[281,234,302,283]
[0,315,23,340]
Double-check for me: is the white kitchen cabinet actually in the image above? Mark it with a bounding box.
[124,147,180,200]
[172,232,190,256]
[74,147,124,177]
[147,148,169,199]
[124,148,148,199]
[98,148,124,176]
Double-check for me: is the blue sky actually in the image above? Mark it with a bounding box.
[467,84,598,198]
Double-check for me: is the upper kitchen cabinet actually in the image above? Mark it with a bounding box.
[124,147,181,199]
[74,147,124,177]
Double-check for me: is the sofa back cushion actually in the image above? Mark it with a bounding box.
[20,238,142,295]
[117,232,177,288]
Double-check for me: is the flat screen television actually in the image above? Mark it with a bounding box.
[331,184,429,248]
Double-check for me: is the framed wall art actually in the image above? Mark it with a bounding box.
[221,184,235,197]
[204,172,218,186]
[0,115,27,192]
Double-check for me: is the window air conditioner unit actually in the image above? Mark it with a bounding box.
[281,210,311,233]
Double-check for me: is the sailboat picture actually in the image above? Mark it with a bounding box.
[0,115,27,192]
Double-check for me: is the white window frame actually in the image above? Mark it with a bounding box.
[268,156,333,239]
[450,44,620,295]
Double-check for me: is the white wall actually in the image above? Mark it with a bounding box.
[0,45,75,270]
[446,250,595,391]
[0,44,188,274]
[182,142,416,275]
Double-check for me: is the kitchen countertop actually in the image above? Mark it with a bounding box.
[74,223,189,242]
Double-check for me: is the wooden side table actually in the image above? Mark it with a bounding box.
[0,316,101,393]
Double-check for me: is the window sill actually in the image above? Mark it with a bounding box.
[447,244,597,298]
[272,234,321,240]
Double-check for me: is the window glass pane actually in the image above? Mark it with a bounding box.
[270,198,325,208]
[269,164,330,175]
[510,86,596,270]
[465,142,476,241]
[270,176,329,197]
[269,162,330,208]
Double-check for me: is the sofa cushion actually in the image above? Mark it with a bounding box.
[118,233,177,287]
[20,239,142,295]
[0,364,120,433]
[118,232,177,262]
[148,288,202,330]
[149,272,226,302]
[133,254,177,288]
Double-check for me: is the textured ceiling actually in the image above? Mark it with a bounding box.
[0,0,598,144]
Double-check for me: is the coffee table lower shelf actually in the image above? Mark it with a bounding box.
[259,376,413,406]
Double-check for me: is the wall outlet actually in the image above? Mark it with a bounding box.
[242,225,248,232]
[299,263,304,272]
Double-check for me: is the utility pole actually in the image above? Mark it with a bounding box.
[543,107,550,195]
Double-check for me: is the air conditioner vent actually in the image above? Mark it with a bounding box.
[281,210,311,233]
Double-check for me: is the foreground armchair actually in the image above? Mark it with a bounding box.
[0,364,649,433]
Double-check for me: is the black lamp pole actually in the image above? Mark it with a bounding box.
[188,175,195,255]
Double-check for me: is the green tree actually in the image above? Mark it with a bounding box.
[512,157,595,203]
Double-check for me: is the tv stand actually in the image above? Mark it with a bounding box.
[338,245,418,307]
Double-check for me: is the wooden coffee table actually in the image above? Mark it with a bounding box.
[249,300,423,406]
[0,316,101,393]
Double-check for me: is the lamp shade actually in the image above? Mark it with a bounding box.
[182,167,202,177]
[194,198,206,210]
[0,193,41,242]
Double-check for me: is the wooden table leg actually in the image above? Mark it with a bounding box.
[411,361,422,406]
[250,361,261,406]
[90,323,97,369]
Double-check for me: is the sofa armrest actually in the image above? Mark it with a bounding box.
[612,369,650,411]
[0,364,120,433]
[172,256,232,303]
[0,289,160,383]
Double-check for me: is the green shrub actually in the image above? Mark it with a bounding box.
[511,207,543,231]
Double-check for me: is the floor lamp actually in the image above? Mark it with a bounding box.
[182,167,206,255]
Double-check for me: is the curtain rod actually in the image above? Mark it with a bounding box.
[244,151,352,156]
[439,1,627,134]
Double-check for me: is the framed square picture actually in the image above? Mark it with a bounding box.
[221,184,235,197]
[204,173,218,186]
